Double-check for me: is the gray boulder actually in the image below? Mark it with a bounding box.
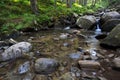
[76,15,96,29]
[101,19,120,32]
[100,11,120,24]
[100,24,120,48]
[35,58,59,74]
[0,42,32,61]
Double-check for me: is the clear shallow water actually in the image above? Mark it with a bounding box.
[0,29,120,80]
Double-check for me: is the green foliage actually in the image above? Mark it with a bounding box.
[0,0,110,34]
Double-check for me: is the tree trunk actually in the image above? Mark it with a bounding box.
[83,0,87,6]
[54,0,57,7]
[30,0,39,15]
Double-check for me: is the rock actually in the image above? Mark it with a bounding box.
[77,47,84,52]
[112,57,120,70]
[108,54,114,58]
[101,19,120,32]
[35,58,59,74]
[100,11,120,24]
[59,33,69,39]
[95,33,107,40]
[70,67,81,77]
[34,75,48,80]
[82,72,98,80]
[98,76,108,80]
[62,61,68,67]
[58,72,75,80]
[0,42,32,61]
[78,60,101,70]
[68,52,82,60]
[100,24,120,48]
[76,15,96,29]
[96,54,105,59]
[63,43,69,47]
[17,61,30,74]
[53,38,59,41]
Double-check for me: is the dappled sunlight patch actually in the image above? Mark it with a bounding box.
[12,0,30,5]
[73,3,82,8]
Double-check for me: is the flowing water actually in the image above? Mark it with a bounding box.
[0,28,120,80]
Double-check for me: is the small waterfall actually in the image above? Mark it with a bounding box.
[95,19,102,35]
[64,26,70,30]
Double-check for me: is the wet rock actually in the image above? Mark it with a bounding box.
[95,33,107,40]
[98,77,108,80]
[76,15,96,29]
[9,38,17,44]
[59,66,65,72]
[0,42,32,61]
[34,75,48,80]
[16,61,30,74]
[58,72,75,80]
[59,33,69,39]
[35,58,59,74]
[112,57,120,70]
[70,67,81,77]
[53,38,59,41]
[82,72,98,80]
[100,11,120,24]
[69,30,81,34]
[101,19,120,32]
[68,52,82,60]
[108,54,114,58]
[78,60,101,70]
[63,43,69,47]
[62,61,68,67]
[100,24,120,48]
[77,47,84,52]
[96,54,105,59]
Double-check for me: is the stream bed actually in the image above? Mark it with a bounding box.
[0,29,120,80]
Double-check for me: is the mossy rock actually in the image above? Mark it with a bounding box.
[100,24,120,48]
[76,15,96,29]
[100,11,120,25]
[101,19,120,32]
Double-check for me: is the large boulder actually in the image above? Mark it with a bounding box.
[76,15,96,29]
[101,19,120,32]
[0,42,32,61]
[35,58,59,74]
[100,24,120,48]
[100,11,120,25]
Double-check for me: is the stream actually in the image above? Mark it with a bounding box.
[0,27,120,80]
